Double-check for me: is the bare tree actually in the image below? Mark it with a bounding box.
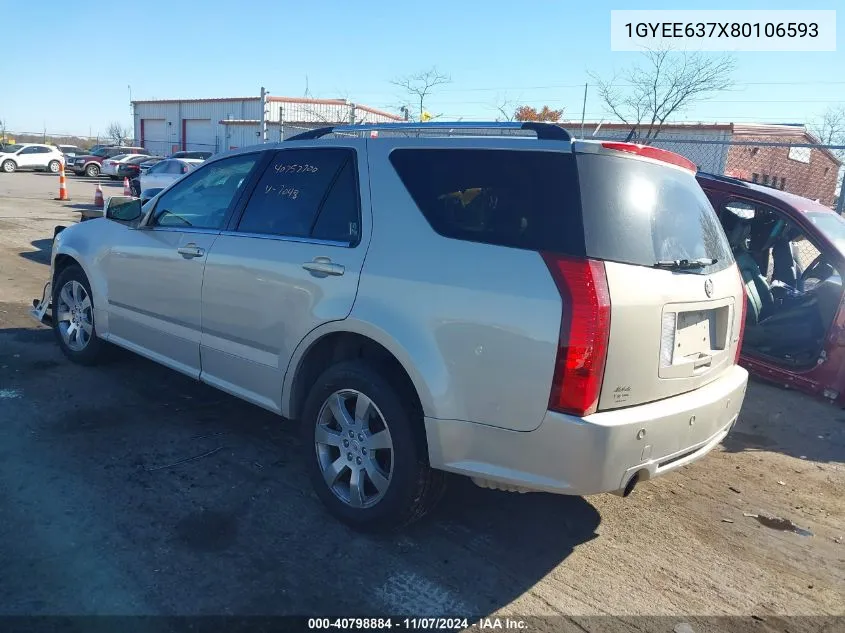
[809,105,845,153]
[391,67,451,121]
[810,105,845,201]
[590,48,736,141]
[493,93,517,122]
[106,121,131,145]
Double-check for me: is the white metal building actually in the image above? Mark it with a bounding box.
[132,91,403,155]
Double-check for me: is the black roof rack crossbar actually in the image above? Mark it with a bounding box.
[285,121,571,142]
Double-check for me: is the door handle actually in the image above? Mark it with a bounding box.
[177,244,205,258]
[302,256,345,276]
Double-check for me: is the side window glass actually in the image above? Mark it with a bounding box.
[311,159,360,243]
[236,148,354,240]
[20,147,37,154]
[166,161,184,174]
[153,154,258,230]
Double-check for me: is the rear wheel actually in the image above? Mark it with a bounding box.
[52,265,108,365]
[2,160,16,173]
[85,163,100,178]
[301,360,446,532]
[48,160,60,173]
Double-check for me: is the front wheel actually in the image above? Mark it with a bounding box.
[85,164,100,178]
[301,361,446,532]
[2,160,16,173]
[52,265,109,365]
[48,160,60,173]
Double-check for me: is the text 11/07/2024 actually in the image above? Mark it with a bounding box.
[307,617,529,630]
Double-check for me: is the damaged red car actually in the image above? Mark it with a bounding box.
[697,172,845,405]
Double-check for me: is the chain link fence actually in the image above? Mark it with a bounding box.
[568,133,844,213]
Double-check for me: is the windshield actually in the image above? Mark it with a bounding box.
[805,211,845,254]
[91,148,109,157]
[2,144,23,153]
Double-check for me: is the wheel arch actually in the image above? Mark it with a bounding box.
[52,247,105,313]
[283,322,440,456]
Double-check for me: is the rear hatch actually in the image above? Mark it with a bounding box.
[573,146,743,410]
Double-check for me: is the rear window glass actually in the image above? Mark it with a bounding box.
[389,149,585,255]
[577,153,733,272]
[389,148,732,272]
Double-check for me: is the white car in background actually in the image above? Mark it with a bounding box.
[101,153,149,179]
[139,158,203,192]
[0,143,65,173]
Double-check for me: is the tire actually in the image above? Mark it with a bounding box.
[301,360,446,532]
[130,180,140,197]
[85,163,100,178]
[2,160,16,173]
[52,265,108,365]
[48,160,60,173]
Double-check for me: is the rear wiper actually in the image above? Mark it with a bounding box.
[653,258,717,270]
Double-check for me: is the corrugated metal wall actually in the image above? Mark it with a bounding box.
[135,99,261,154]
[269,100,401,125]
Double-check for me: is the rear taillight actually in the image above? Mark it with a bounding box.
[735,267,747,364]
[541,254,611,417]
[600,142,697,173]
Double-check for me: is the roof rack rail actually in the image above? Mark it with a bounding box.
[285,121,571,142]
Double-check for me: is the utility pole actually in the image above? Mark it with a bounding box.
[260,86,268,143]
[580,83,588,139]
[348,101,356,125]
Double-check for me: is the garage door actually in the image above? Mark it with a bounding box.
[185,119,215,152]
[142,119,167,156]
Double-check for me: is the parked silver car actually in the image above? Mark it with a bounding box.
[31,122,749,531]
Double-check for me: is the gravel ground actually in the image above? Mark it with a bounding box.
[1,173,843,629]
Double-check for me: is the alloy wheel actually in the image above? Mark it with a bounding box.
[314,389,394,508]
[56,280,93,351]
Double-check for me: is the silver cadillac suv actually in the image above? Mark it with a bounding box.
[31,122,749,531]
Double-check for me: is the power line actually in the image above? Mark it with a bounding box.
[351,79,845,98]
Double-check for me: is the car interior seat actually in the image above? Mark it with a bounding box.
[725,215,823,358]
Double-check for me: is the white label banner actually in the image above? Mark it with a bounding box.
[610,10,836,52]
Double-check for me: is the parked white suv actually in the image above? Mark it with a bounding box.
[31,122,748,531]
[0,143,64,173]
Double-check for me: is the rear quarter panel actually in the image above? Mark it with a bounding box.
[350,138,564,432]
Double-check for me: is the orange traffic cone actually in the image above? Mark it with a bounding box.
[123,176,131,196]
[94,183,104,209]
[55,162,70,201]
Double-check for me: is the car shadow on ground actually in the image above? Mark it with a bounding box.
[18,239,53,266]
[0,322,601,616]
[721,377,845,464]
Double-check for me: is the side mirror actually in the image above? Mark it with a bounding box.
[105,196,142,223]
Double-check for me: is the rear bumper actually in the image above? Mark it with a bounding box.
[425,364,748,496]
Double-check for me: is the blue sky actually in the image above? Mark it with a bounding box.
[1,0,842,137]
